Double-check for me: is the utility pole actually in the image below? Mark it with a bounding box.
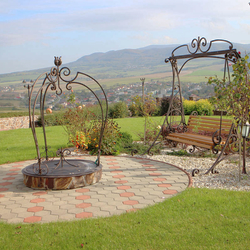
[140,78,146,143]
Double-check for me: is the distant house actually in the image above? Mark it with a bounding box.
[189,94,200,101]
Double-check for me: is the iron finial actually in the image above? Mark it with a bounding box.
[54,56,62,67]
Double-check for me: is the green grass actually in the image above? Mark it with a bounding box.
[0,126,69,165]
[114,116,165,140]
[0,118,250,249]
[0,188,250,249]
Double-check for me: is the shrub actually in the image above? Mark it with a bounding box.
[183,99,213,115]
[195,99,213,115]
[183,99,196,115]
[159,96,180,116]
[137,118,163,145]
[129,94,158,117]
[87,119,122,155]
[109,101,129,118]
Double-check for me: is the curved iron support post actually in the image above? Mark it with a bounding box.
[205,123,236,174]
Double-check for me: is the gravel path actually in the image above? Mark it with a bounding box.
[138,153,250,191]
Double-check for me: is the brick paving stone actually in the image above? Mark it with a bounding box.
[75,212,93,218]
[114,180,128,184]
[1,212,18,220]
[23,216,42,223]
[123,200,139,205]
[17,211,36,219]
[51,209,68,216]
[75,195,91,200]
[3,177,15,180]
[0,155,190,223]
[117,185,131,190]
[158,183,172,188]
[30,198,46,203]
[8,218,24,223]
[12,207,28,214]
[76,203,92,209]
[32,191,48,196]
[0,182,12,186]
[59,204,76,210]
[27,206,44,213]
[163,190,178,195]
[75,188,90,193]
[67,208,84,214]
[58,214,76,221]
[112,175,125,178]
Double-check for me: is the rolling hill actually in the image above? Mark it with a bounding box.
[0,42,249,87]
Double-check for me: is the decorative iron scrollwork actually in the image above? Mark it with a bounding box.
[26,57,108,175]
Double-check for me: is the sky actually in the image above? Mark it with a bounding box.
[0,0,250,74]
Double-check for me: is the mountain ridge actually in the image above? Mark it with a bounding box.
[0,43,249,85]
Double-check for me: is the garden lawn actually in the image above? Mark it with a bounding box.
[114,116,166,141]
[0,126,69,165]
[0,188,250,250]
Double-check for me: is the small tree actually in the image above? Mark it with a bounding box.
[208,55,250,175]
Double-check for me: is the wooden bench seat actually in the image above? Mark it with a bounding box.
[165,115,234,151]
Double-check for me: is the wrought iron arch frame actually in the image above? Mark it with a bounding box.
[146,37,241,157]
[27,56,108,175]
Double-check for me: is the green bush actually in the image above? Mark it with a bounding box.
[38,112,65,126]
[195,99,213,115]
[87,119,122,156]
[183,99,213,115]
[108,101,129,118]
[183,99,196,115]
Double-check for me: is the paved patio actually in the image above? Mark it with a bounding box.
[0,156,192,224]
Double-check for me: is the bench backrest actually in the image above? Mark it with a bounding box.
[187,115,233,135]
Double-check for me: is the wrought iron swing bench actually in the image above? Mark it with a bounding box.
[146,37,241,174]
[164,115,235,153]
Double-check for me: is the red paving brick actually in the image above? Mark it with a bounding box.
[0,182,12,186]
[27,206,44,212]
[6,172,18,176]
[0,188,8,192]
[9,168,20,171]
[142,164,154,167]
[32,191,48,196]
[109,166,121,169]
[110,170,123,173]
[30,198,46,203]
[3,177,15,180]
[126,208,140,213]
[112,175,125,178]
[12,164,24,168]
[24,216,42,223]
[153,178,167,182]
[107,163,119,165]
[145,168,157,171]
[123,200,139,205]
[0,194,4,198]
[117,185,131,190]
[158,184,172,188]
[76,203,92,209]
[114,180,128,184]
[163,190,178,195]
[75,212,93,218]
[120,192,134,197]
[75,188,90,193]
[75,195,91,200]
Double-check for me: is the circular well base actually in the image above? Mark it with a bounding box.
[22,159,102,190]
